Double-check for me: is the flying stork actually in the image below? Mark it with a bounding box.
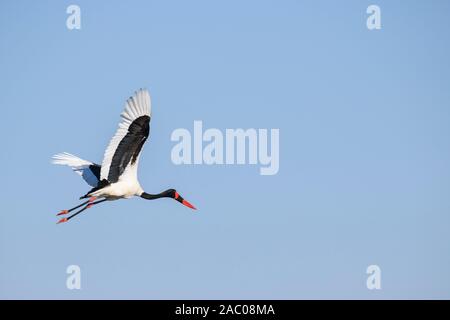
[52,89,196,224]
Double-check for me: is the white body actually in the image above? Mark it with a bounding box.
[52,153,144,200]
[91,165,144,199]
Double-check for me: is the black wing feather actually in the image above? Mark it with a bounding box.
[88,164,101,181]
[107,115,150,183]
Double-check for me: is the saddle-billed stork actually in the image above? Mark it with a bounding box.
[52,89,196,224]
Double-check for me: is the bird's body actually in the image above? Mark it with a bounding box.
[91,174,143,200]
[52,89,196,223]
[52,152,143,200]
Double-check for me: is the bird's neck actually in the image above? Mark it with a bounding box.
[140,190,171,200]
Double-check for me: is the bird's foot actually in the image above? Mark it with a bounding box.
[57,217,68,224]
[57,210,69,216]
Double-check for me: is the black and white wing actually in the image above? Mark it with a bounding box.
[100,89,151,183]
[52,152,101,187]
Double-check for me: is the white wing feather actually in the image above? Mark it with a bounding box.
[52,152,99,187]
[100,89,151,181]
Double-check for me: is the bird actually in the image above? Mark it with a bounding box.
[52,88,196,224]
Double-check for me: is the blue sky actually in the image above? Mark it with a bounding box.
[1,0,450,299]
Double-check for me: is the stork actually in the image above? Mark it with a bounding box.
[52,89,196,224]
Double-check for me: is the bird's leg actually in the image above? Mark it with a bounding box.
[57,199,107,224]
[57,197,97,216]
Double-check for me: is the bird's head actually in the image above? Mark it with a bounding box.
[167,189,197,210]
[141,189,197,210]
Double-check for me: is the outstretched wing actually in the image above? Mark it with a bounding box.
[52,152,101,187]
[100,89,151,183]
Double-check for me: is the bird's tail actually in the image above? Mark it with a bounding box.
[51,152,93,168]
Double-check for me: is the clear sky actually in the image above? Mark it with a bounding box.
[1,0,450,299]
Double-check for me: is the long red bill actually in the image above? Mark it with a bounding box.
[182,199,197,210]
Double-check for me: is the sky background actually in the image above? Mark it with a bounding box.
[1,0,450,299]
